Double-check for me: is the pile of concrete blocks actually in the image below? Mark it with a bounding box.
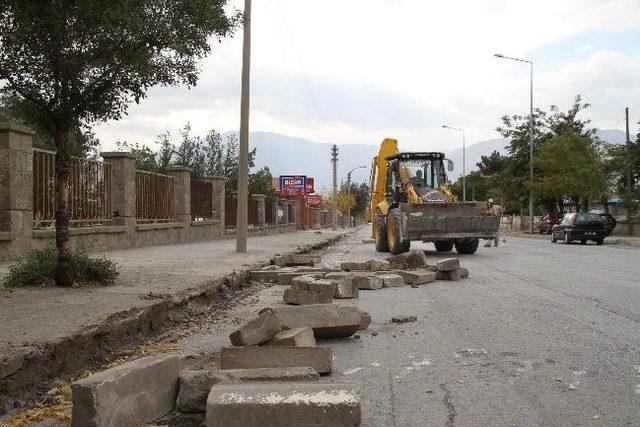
[434,257,469,281]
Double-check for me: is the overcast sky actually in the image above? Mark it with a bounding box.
[94,0,640,152]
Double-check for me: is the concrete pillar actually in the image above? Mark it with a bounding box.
[292,199,301,228]
[102,152,137,227]
[209,176,226,224]
[279,198,289,224]
[0,121,34,254]
[166,165,191,223]
[251,194,266,225]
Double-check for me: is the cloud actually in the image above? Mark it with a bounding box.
[93,0,640,152]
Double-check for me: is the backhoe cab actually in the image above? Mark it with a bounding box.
[369,138,500,255]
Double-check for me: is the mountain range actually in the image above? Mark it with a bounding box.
[242,129,628,191]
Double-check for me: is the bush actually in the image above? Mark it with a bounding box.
[3,246,119,287]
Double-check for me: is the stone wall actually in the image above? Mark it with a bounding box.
[0,121,298,262]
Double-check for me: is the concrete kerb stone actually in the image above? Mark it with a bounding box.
[220,346,332,374]
[176,367,319,413]
[391,269,436,286]
[376,273,404,288]
[229,309,283,346]
[71,354,179,427]
[358,310,372,330]
[274,254,321,267]
[262,304,361,338]
[267,327,316,347]
[332,278,359,299]
[206,382,361,427]
[249,270,279,283]
[353,275,384,290]
[436,257,460,272]
[283,288,333,305]
[386,250,428,270]
[436,267,468,281]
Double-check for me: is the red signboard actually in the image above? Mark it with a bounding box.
[279,175,307,197]
[307,193,321,206]
[305,178,314,194]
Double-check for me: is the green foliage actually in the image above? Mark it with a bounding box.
[451,171,490,202]
[531,131,606,205]
[249,167,278,202]
[3,246,118,287]
[0,91,99,157]
[0,0,239,133]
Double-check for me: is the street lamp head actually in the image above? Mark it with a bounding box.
[494,53,504,58]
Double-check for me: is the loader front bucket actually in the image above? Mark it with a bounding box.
[399,202,500,241]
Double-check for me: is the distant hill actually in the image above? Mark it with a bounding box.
[237,129,627,190]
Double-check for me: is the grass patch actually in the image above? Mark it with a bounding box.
[3,246,119,287]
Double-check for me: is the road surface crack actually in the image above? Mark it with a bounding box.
[440,382,457,427]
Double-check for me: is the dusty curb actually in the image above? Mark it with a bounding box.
[0,231,350,410]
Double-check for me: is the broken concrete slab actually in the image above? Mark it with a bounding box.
[436,267,467,281]
[437,257,460,272]
[308,279,338,295]
[268,327,316,347]
[333,278,359,299]
[277,271,316,286]
[391,315,417,324]
[229,309,283,347]
[249,270,279,283]
[339,260,371,271]
[206,382,360,427]
[376,273,404,288]
[386,250,428,270]
[262,304,361,338]
[220,346,332,374]
[274,254,321,267]
[290,274,319,291]
[176,367,319,413]
[340,259,390,272]
[71,354,179,427]
[283,288,333,305]
[391,269,436,285]
[358,311,371,330]
[353,275,384,290]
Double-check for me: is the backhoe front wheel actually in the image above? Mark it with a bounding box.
[387,208,410,254]
[434,240,454,252]
[373,209,389,252]
[454,238,479,255]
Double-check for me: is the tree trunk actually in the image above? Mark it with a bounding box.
[54,129,73,287]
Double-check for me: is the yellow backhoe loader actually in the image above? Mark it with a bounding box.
[368,138,500,254]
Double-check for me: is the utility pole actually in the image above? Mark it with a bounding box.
[625,107,633,236]
[346,165,366,227]
[331,145,338,231]
[236,0,251,253]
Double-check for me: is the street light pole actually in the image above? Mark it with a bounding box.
[346,165,366,227]
[495,53,534,233]
[442,125,466,201]
[236,0,251,253]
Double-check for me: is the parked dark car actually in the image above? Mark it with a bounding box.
[551,213,607,245]
[535,212,563,234]
[589,210,617,236]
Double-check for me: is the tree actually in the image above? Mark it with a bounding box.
[531,131,606,211]
[0,1,237,285]
[451,171,490,202]
[249,167,278,202]
[495,95,599,214]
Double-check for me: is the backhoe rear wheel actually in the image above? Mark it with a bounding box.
[387,208,410,255]
[373,209,389,252]
[454,238,479,255]
[434,240,454,252]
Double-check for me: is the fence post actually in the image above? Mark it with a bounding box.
[0,120,33,256]
[102,152,137,228]
[251,194,266,225]
[167,165,191,223]
[210,176,226,225]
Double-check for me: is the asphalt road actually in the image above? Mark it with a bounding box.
[175,227,640,426]
[24,227,639,426]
